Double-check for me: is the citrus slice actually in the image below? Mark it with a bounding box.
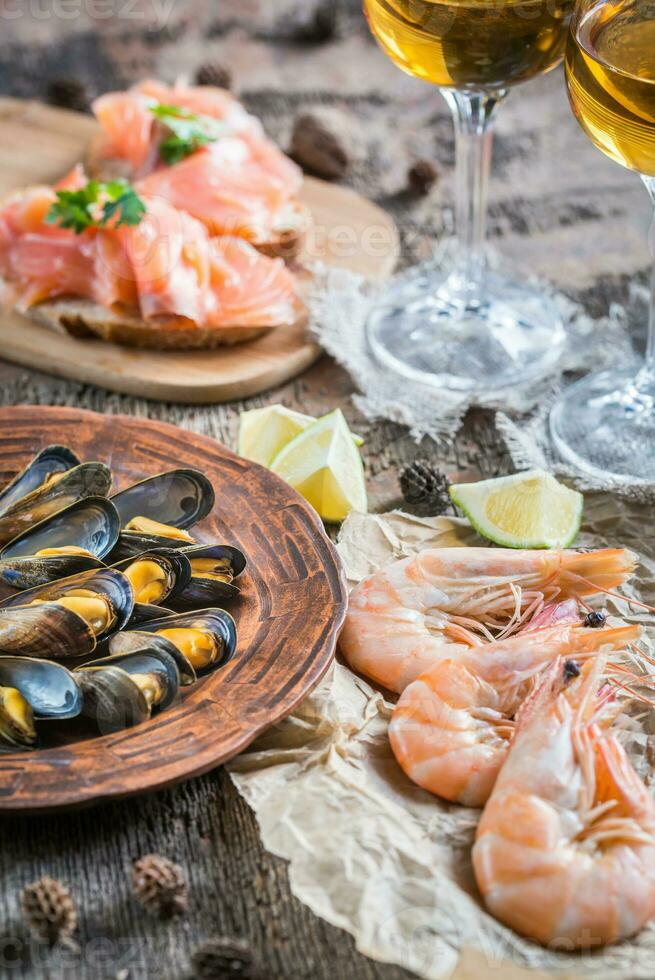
[270,408,367,522]
[449,470,583,549]
[238,404,363,467]
[238,405,316,467]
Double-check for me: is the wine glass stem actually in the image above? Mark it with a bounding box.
[441,88,507,293]
[637,176,655,387]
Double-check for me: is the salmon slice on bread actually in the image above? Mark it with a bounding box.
[88,79,310,261]
[0,167,305,349]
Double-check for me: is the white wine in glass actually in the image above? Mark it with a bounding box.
[550,0,655,483]
[363,0,573,392]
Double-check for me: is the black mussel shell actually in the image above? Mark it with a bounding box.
[112,549,192,606]
[0,497,120,590]
[109,631,196,686]
[0,567,134,639]
[128,603,175,627]
[111,469,214,531]
[80,645,181,708]
[76,665,150,732]
[0,656,81,718]
[0,445,80,517]
[169,544,246,611]
[0,601,97,660]
[107,531,192,563]
[0,462,112,547]
[130,608,237,673]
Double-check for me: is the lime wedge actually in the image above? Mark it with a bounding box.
[270,408,367,522]
[238,404,363,467]
[238,405,316,467]
[449,470,583,549]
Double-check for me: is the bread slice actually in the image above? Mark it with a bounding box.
[26,296,309,350]
[87,135,310,262]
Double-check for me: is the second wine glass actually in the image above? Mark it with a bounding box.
[364,0,574,391]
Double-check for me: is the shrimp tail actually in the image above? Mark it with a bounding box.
[559,548,637,596]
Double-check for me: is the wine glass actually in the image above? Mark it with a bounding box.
[549,0,655,483]
[363,0,573,391]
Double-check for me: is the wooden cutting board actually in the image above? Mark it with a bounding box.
[0,98,400,403]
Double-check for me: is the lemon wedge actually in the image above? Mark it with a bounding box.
[449,470,583,549]
[270,409,367,522]
[238,404,363,468]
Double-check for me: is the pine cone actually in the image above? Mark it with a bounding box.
[192,938,255,979]
[400,461,451,511]
[46,76,90,113]
[20,876,77,947]
[295,3,342,42]
[407,160,438,196]
[290,111,350,180]
[132,855,188,917]
[195,63,232,90]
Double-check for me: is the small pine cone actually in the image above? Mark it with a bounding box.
[407,160,438,196]
[400,461,451,511]
[46,76,90,113]
[295,3,342,42]
[192,938,255,979]
[291,112,350,181]
[132,855,188,917]
[21,876,77,947]
[195,63,232,90]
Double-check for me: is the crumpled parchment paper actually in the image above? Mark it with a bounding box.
[229,499,655,979]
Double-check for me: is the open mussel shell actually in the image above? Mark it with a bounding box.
[0,461,112,547]
[112,549,192,607]
[0,601,97,660]
[0,566,134,641]
[109,631,196,686]
[75,665,152,732]
[0,656,81,719]
[108,529,194,563]
[128,602,175,627]
[77,646,181,710]
[0,445,80,517]
[168,546,246,612]
[0,496,120,590]
[129,608,237,674]
[111,469,215,531]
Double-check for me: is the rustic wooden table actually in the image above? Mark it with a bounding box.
[0,2,650,977]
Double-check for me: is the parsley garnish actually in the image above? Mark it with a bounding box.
[45,179,146,234]
[149,103,225,165]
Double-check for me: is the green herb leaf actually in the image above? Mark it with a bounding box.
[45,179,146,234]
[149,102,225,164]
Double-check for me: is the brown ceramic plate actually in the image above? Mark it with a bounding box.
[0,406,347,813]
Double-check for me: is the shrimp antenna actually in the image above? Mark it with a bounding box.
[564,572,655,614]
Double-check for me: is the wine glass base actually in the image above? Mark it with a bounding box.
[366,267,565,393]
[550,368,655,484]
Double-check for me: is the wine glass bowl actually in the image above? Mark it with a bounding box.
[549,0,655,483]
[362,0,572,392]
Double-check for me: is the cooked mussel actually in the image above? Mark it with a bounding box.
[0,567,134,657]
[0,497,120,590]
[168,545,246,611]
[0,656,81,747]
[0,461,112,547]
[75,646,181,732]
[0,445,80,517]
[0,601,98,660]
[108,631,196,685]
[130,608,237,673]
[0,686,35,749]
[112,549,192,606]
[108,470,213,560]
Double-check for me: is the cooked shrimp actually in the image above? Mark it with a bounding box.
[473,656,655,947]
[389,622,640,807]
[339,547,636,693]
